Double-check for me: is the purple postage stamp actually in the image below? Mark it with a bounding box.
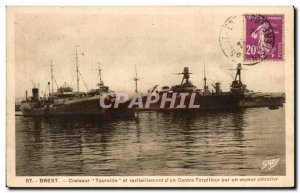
[245,14,284,61]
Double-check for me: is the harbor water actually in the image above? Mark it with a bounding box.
[16,107,285,176]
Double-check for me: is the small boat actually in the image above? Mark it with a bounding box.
[269,106,279,110]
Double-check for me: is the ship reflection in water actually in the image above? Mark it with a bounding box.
[16,107,285,176]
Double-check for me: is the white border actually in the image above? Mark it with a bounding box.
[1,0,298,192]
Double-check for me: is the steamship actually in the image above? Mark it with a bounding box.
[19,48,135,117]
[137,64,285,111]
[19,80,134,117]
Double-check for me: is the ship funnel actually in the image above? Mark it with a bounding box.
[215,82,221,94]
[32,88,39,101]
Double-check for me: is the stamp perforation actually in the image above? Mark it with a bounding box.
[243,13,285,63]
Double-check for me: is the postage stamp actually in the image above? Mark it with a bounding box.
[219,14,284,65]
[244,14,284,61]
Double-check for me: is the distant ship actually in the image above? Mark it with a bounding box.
[230,64,285,108]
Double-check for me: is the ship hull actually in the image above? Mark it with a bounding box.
[20,96,135,117]
[239,96,285,108]
[139,92,241,112]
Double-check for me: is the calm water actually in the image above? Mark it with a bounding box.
[16,107,285,176]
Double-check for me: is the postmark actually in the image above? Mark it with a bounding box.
[219,16,246,64]
[219,14,284,65]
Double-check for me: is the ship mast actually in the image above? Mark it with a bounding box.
[75,45,80,94]
[71,46,88,94]
[97,62,103,89]
[50,59,54,94]
[235,63,242,83]
[134,65,139,93]
[203,63,210,93]
[204,63,207,89]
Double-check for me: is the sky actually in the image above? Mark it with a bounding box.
[13,7,285,99]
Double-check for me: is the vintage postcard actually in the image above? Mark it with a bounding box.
[6,6,294,188]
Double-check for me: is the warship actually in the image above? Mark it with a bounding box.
[230,64,285,109]
[19,79,135,117]
[19,48,135,117]
[137,63,285,111]
[137,65,243,111]
[18,45,285,116]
